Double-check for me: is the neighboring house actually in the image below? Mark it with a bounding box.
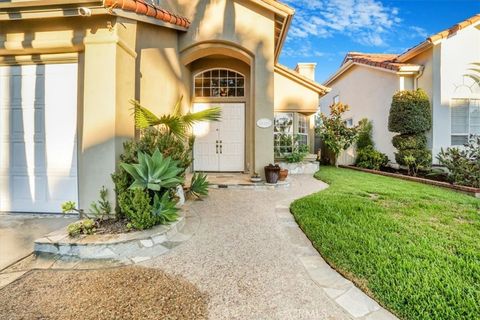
[0,0,328,213]
[321,14,480,164]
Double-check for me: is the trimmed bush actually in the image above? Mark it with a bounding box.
[388,89,432,134]
[356,146,389,170]
[392,134,427,150]
[388,89,432,174]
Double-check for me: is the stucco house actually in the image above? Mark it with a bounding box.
[0,0,329,213]
[321,14,480,164]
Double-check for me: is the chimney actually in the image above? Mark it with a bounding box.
[295,63,317,81]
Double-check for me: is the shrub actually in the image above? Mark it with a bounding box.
[357,118,374,150]
[437,135,480,188]
[121,127,192,170]
[395,149,432,169]
[356,146,389,170]
[388,89,432,134]
[118,188,156,230]
[388,89,432,175]
[392,134,427,150]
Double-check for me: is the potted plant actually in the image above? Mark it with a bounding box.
[264,164,280,184]
[279,168,289,181]
[250,172,262,183]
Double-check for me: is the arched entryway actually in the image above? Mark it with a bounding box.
[182,43,254,173]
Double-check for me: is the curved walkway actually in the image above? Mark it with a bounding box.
[143,175,398,320]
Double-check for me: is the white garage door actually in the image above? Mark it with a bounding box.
[0,63,78,213]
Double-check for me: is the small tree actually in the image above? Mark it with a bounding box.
[319,103,358,166]
[388,89,432,175]
[357,118,374,150]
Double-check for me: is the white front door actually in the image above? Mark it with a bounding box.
[193,103,245,172]
[0,63,78,213]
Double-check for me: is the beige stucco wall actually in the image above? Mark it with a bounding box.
[176,0,276,172]
[135,22,189,113]
[321,65,401,161]
[274,71,319,114]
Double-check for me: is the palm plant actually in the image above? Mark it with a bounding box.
[131,96,221,138]
[120,148,184,191]
[465,62,480,84]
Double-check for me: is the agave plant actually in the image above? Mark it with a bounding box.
[465,62,480,84]
[131,96,221,138]
[187,172,210,199]
[120,148,184,191]
[152,192,179,224]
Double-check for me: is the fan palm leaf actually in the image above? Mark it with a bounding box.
[465,63,480,85]
[130,96,221,138]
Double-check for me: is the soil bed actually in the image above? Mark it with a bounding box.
[0,266,208,320]
[95,218,131,234]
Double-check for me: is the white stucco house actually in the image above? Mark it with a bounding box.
[320,14,480,163]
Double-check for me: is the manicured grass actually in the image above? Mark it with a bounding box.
[291,167,480,320]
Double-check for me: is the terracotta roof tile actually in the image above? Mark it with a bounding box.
[344,52,418,71]
[428,14,480,43]
[103,0,190,28]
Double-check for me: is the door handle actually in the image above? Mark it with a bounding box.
[216,144,219,154]
[220,144,223,154]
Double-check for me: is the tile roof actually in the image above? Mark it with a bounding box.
[103,0,190,28]
[343,52,418,71]
[428,14,480,43]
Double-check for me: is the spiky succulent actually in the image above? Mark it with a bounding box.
[120,148,184,191]
[188,172,209,199]
[151,192,179,224]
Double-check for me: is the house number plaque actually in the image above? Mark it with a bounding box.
[256,118,273,128]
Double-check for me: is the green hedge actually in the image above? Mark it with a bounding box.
[388,90,432,134]
[392,134,427,150]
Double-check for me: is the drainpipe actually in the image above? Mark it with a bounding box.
[414,66,425,90]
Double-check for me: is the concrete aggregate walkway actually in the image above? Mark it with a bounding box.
[143,175,398,320]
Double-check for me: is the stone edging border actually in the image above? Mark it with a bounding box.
[340,165,480,198]
[275,182,398,320]
[33,207,199,263]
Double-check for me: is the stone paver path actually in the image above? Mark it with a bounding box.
[142,175,397,320]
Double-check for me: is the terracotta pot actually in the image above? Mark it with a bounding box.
[264,164,280,184]
[278,169,289,181]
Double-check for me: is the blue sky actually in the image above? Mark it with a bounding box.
[279,0,480,83]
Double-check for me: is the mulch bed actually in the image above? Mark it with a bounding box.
[0,266,208,320]
[95,219,131,234]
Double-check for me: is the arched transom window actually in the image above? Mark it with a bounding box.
[194,69,245,98]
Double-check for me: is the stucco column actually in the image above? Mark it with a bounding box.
[79,18,136,208]
[253,57,275,175]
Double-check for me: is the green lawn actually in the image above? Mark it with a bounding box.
[290,167,480,320]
